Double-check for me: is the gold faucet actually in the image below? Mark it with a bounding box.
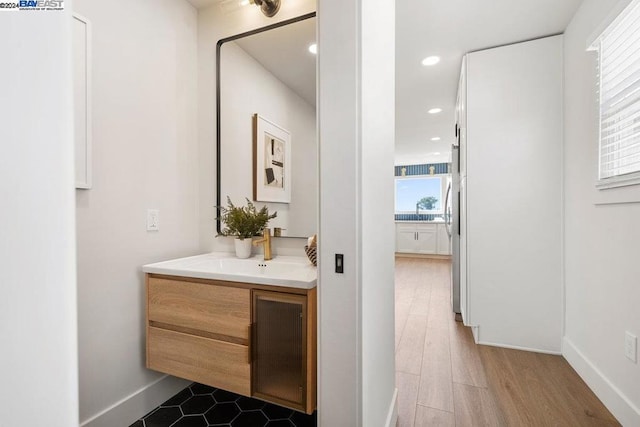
[252,228,272,260]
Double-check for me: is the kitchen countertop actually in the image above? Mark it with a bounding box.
[395,220,446,224]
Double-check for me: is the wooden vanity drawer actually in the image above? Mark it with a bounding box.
[148,326,250,396]
[148,277,250,341]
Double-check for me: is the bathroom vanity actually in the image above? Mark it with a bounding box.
[143,253,317,414]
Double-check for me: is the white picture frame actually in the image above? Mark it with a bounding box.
[73,13,92,189]
[253,114,292,204]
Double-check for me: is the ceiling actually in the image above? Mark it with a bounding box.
[189,0,584,165]
[395,0,583,165]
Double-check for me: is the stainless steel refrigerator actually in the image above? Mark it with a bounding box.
[445,143,461,314]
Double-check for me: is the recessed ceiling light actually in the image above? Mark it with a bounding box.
[421,56,440,66]
[431,137,441,141]
[240,0,250,6]
[428,108,442,114]
[434,152,441,155]
[308,43,317,55]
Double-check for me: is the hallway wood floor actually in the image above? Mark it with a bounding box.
[394,257,620,427]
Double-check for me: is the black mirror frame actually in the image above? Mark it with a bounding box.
[216,12,317,235]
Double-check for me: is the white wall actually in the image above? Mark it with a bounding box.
[74,0,198,424]
[563,0,640,424]
[0,6,79,426]
[318,0,397,425]
[198,1,316,256]
[220,41,317,238]
[317,0,358,421]
[360,0,397,425]
[465,36,564,353]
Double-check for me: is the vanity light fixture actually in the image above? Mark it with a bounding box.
[249,0,281,17]
[308,43,317,54]
[421,56,440,66]
[428,107,442,114]
[431,137,441,141]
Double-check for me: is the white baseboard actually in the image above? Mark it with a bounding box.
[472,325,562,355]
[384,388,398,427]
[80,375,191,427]
[563,337,640,426]
[470,325,479,342]
[476,339,562,355]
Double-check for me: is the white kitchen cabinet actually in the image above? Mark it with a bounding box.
[416,225,437,254]
[457,56,468,321]
[396,223,420,253]
[456,35,563,351]
[396,223,448,255]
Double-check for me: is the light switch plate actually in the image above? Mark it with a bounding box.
[147,209,159,231]
[625,331,637,363]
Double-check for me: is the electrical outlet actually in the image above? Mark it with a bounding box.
[147,209,159,231]
[625,331,637,363]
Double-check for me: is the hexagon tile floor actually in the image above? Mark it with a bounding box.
[129,383,317,427]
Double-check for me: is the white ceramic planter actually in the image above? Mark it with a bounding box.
[234,238,252,259]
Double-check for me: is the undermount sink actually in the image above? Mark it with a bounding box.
[142,252,317,289]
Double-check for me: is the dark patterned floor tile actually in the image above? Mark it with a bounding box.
[266,420,294,427]
[231,411,268,427]
[190,383,217,395]
[162,387,193,407]
[181,395,216,415]
[144,406,182,427]
[204,402,240,424]
[132,387,315,427]
[289,411,317,427]
[262,403,293,420]
[236,396,265,411]
[213,389,241,403]
[172,414,208,427]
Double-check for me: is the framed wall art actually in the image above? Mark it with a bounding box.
[253,114,292,203]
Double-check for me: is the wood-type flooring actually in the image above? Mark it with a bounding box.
[394,257,620,427]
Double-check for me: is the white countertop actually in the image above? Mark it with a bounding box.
[143,252,317,289]
[395,220,446,224]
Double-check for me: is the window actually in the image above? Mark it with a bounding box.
[395,176,442,213]
[591,0,640,188]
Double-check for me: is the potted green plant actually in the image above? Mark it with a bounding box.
[217,197,277,258]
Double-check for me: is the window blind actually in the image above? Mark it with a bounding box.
[594,0,640,183]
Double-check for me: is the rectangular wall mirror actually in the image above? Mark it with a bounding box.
[217,13,317,238]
